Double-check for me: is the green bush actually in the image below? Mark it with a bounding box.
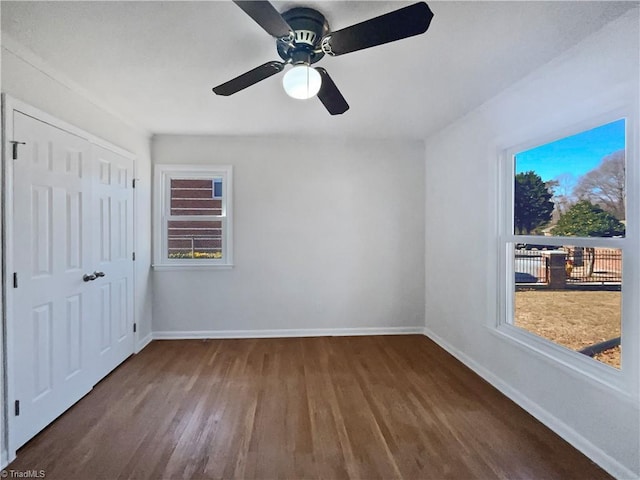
[551,200,625,237]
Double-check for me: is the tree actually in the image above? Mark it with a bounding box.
[573,150,625,220]
[551,200,625,277]
[514,171,554,234]
[551,200,625,237]
[548,172,577,218]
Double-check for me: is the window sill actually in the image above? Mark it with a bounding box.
[489,323,636,402]
[152,264,234,271]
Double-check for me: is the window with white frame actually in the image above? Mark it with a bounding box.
[154,165,233,268]
[498,117,636,386]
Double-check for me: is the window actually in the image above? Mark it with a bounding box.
[498,117,634,384]
[154,165,233,268]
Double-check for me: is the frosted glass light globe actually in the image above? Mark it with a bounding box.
[282,65,322,100]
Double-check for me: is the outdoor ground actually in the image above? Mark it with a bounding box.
[514,289,621,368]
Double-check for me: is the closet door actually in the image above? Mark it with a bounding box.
[92,145,135,380]
[9,108,136,450]
[11,111,95,448]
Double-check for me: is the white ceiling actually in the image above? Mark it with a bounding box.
[1,1,635,139]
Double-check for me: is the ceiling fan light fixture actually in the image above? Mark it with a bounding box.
[282,65,322,100]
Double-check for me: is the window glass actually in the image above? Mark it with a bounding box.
[170,178,223,216]
[513,242,622,369]
[167,220,223,259]
[514,119,626,237]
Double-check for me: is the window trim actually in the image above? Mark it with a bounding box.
[495,112,638,397]
[153,164,233,269]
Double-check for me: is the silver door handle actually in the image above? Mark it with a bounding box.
[93,271,105,278]
[83,273,97,282]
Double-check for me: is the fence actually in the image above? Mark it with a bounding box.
[168,235,222,259]
[167,219,223,259]
[563,247,622,284]
[515,252,548,284]
[515,247,622,286]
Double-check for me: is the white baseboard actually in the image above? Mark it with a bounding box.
[422,326,639,480]
[153,326,424,340]
[135,332,153,353]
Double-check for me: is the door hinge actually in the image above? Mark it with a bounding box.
[132,252,136,261]
[13,272,18,288]
[132,179,136,189]
[133,323,137,333]
[10,141,26,160]
[15,400,20,416]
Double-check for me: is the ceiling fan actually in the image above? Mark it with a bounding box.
[212,1,434,115]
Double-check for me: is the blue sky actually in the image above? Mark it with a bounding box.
[515,119,625,182]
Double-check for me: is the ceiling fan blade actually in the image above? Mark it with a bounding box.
[315,68,349,115]
[213,61,286,96]
[321,2,433,56]
[232,1,293,38]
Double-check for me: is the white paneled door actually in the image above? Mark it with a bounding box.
[92,145,135,381]
[10,110,134,449]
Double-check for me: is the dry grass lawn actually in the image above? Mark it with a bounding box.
[514,290,621,368]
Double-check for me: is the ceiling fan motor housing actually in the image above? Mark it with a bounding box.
[277,7,329,65]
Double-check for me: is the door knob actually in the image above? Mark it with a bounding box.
[93,271,106,278]
[83,273,97,282]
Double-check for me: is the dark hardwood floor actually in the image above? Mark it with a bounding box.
[8,336,611,479]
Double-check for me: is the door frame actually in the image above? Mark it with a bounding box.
[1,94,138,463]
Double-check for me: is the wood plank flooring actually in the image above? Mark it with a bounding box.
[8,336,611,479]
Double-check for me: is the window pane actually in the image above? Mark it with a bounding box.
[514,119,626,237]
[170,178,222,216]
[167,220,222,259]
[512,243,622,369]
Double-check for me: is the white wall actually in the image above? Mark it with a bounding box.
[1,44,153,464]
[423,9,639,479]
[152,135,425,335]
